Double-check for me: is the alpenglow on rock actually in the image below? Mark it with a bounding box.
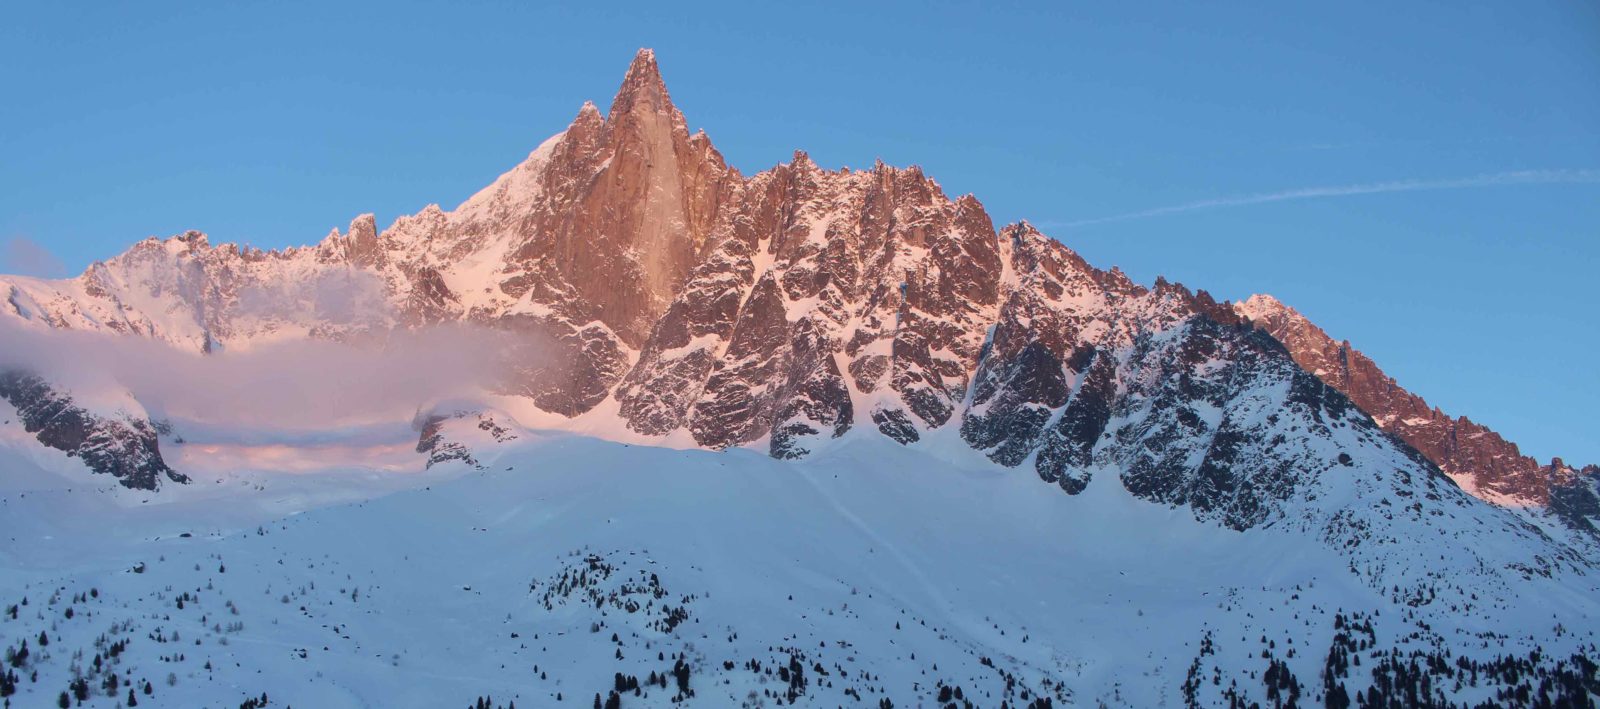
[1,49,1591,533]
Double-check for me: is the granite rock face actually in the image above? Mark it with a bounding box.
[0,372,185,490]
[0,50,1588,539]
[1235,295,1597,533]
[1546,460,1600,536]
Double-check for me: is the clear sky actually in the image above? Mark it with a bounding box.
[2,1,1597,463]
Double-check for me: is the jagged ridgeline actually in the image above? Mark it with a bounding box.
[1,50,1592,541]
[0,47,1598,709]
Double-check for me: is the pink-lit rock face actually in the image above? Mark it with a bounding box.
[0,50,1590,538]
[1235,294,1598,520]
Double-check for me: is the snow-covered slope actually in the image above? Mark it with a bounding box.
[1,48,1597,707]
[1,50,1582,508]
[1236,294,1600,542]
[1,420,1597,708]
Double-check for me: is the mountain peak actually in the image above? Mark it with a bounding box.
[1237,293,1304,325]
[610,47,675,120]
[1240,292,1285,311]
[7,49,1593,536]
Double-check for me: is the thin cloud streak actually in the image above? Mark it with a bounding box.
[1050,169,1600,229]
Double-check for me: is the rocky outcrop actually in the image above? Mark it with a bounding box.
[414,413,477,470]
[413,409,519,470]
[961,222,1142,466]
[1235,294,1593,514]
[1546,460,1600,536]
[616,152,1005,456]
[0,50,1586,547]
[0,371,185,490]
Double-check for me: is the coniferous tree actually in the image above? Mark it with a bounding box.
[1326,682,1349,709]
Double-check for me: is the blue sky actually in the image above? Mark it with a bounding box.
[2,1,1597,463]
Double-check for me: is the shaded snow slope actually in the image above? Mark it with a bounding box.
[0,49,1596,707]
[0,48,1586,528]
[1,424,1597,707]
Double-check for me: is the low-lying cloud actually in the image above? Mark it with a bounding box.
[235,269,392,326]
[0,320,548,433]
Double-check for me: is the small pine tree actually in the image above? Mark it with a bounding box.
[58,690,71,709]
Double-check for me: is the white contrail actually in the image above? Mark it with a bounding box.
[1053,169,1600,228]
